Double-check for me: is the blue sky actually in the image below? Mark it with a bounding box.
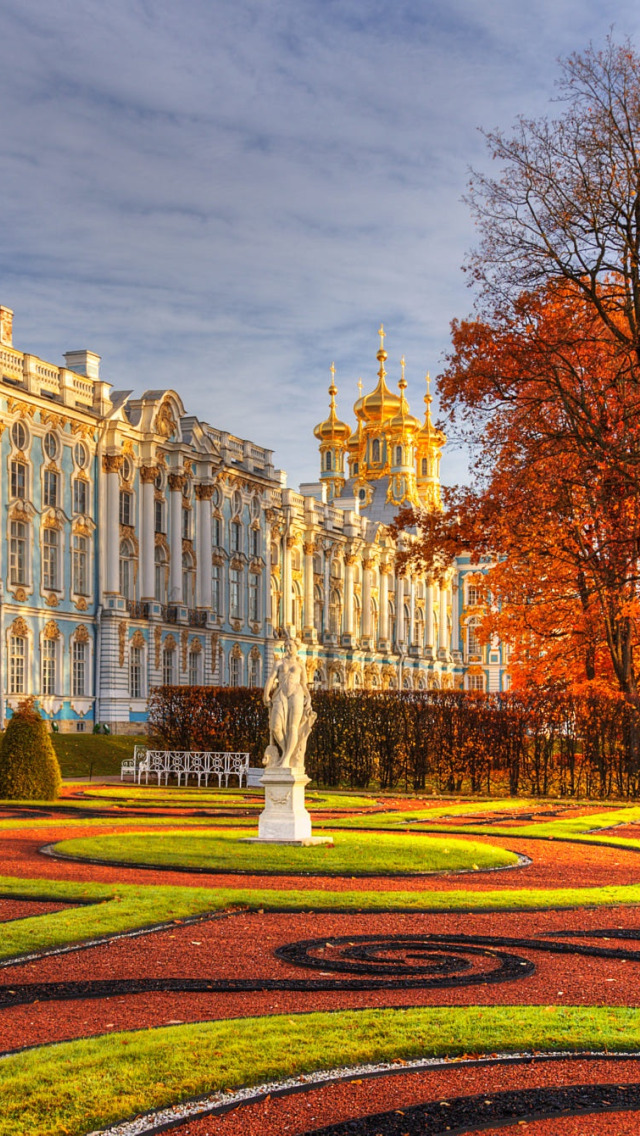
[2,0,638,487]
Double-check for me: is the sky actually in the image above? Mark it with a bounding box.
[2,0,639,489]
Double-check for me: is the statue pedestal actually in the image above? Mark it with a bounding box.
[247,767,332,845]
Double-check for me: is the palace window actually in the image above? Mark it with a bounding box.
[182,507,191,540]
[212,516,221,546]
[182,550,195,608]
[10,460,27,499]
[229,567,241,619]
[212,563,221,616]
[10,520,28,585]
[468,673,485,692]
[74,442,87,468]
[421,458,428,476]
[73,535,89,595]
[41,639,57,696]
[250,527,260,557]
[230,652,241,687]
[130,646,143,699]
[352,462,359,476]
[154,547,168,604]
[154,499,165,533]
[329,588,342,636]
[73,478,88,515]
[249,575,259,623]
[248,653,261,688]
[121,456,133,483]
[9,636,26,694]
[325,451,332,471]
[11,421,28,450]
[42,528,60,591]
[394,446,402,465]
[162,647,175,686]
[42,468,58,508]
[119,539,136,600]
[43,432,58,460]
[372,439,380,462]
[72,640,87,697]
[231,521,242,553]
[188,649,201,686]
[467,583,480,606]
[467,619,481,657]
[314,584,323,633]
[119,490,133,527]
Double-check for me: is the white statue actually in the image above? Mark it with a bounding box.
[263,638,316,771]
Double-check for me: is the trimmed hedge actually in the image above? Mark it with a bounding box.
[0,700,62,800]
[149,685,640,798]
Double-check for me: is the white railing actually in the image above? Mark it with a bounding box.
[121,747,249,788]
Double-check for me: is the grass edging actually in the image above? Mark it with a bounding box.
[5,1006,640,1136]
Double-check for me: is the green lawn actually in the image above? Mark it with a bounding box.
[5,1005,640,1136]
[51,734,146,779]
[50,828,518,875]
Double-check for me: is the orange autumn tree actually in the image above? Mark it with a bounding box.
[391,281,640,708]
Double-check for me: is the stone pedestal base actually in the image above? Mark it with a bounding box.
[249,767,332,844]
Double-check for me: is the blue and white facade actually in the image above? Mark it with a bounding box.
[0,305,278,732]
[0,306,507,732]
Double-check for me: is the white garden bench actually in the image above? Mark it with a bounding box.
[121,749,250,789]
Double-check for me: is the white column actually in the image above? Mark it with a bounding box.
[379,566,390,645]
[362,557,372,641]
[451,580,460,655]
[344,554,355,638]
[196,485,213,609]
[264,526,273,634]
[303,540,315,635]
[426,577,434,649]
[439,577,448,652]
[140,466,156,601]
[409,579,416,646]
[168,473,184,604]
[395,573,405,646]
[104,455,122,594]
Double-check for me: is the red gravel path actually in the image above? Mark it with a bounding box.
[0,898,74,922]
[159,1057,640,1135]
[3,906,640,1053]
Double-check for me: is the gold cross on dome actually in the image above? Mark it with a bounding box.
[378,323,385,348]
[358,377,363,396]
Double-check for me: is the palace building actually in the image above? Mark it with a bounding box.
[0,306,506,731]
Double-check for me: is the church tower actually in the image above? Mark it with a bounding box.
[313,364,350,501]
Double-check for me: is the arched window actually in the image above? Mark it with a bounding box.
[73,534,89,595]
[230,650,242,687]
[10,520,28,585]
[230,567,242,619]
[230,520,242,552]
[154,546,168,603]
[188,648,202,686]
[416,607,425,648]
[370,597,378,638]
[421,457,428,476]
[162,647,176,685]
[353,594,361,638]
[72,638,87,697]
[372,438,380,463]
[325,451,332,471]
[403,675,412,690]
[10,460,27,499]
[250,527,260,557]
[388,599,396,643]
[332,670,343,688]
[329,588,342,635]
[42,638,57,696]
[182,550,195,608]
[352,462,359,476]
[42,528,60,591]
[248,652,261,688]
[119,539,135,600]
[130,646,143,698]
[292,581,302,633]
[314,584,323,633]
[212,563,221,615]
[43,469,59,508]
[395,445,402,465]
[467,619,481,657]
[11,420,28,450]
[249,574,260,623]
[9,635,26,694]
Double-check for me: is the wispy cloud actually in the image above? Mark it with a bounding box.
[2,0,639,485]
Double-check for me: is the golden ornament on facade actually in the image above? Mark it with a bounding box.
[168,472,186,492]
[43,620,60,640]
[74,597,88,611]
[131,629,145,650]
[118,621,127,667]
[102,454,123,474]
[155,401,177,440]
[140,465,158,484]
[195,483,215,500]
[45,593,59,607]
[10,616,29,637]
[75,624,90,643]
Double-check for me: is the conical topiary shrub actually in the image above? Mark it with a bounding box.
[0,699,61,800]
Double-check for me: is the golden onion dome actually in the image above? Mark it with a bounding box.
[314,364,351,444]
[417,373,446,447]
[353,325,402,423]
[387,358,421,434]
